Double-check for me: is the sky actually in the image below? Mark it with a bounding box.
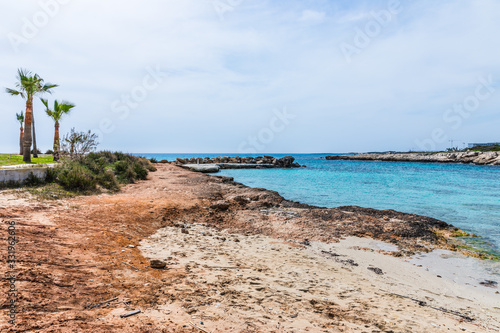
[0,0,499,154]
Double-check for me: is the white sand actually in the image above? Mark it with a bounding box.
[140,223,500,332]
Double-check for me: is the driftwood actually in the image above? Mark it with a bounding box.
[85,297,119,310]
[120,310,141,318]
[388,292,474,322]
[122,261,140,271]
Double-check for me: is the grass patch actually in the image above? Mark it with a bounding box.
[0,154,54,166]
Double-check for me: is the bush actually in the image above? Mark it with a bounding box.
[50,151,155,193]
[45,149,54,155]
[96,169,120,191]
[45,167,57,183]
[114,160,136,183]
[56,161,97,192]
[150,157,158,163]
[24,172,42,187]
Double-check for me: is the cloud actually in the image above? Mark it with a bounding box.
[0,0,499,154]
[299,10,326,24]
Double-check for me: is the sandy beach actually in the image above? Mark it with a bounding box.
[1,163,499,332]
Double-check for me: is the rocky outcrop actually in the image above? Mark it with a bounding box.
[325,151,500,166]
[175,156,303,168]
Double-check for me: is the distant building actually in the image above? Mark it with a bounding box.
[468,142,500,148]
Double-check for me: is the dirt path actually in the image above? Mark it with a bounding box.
[0,164,498,332]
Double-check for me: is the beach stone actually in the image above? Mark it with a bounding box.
[367,267,384,275]
[150,259,167,269]
[479,280,498,288]
[210,200,230,211]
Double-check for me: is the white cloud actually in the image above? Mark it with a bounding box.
[299,10,326,24]
[0,0,499,153]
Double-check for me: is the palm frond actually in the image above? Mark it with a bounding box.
[42,83,58,93]
[16,111,24,125]
[40,98,49,109]
[5,88,22,97]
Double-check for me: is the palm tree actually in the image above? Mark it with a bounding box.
[41,99,75,161]
[5,68,58,163]
[16,111,24,155]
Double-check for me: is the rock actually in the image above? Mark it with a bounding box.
[228,195,250,205]
[325,151,500,165]
[276,156,295,167]
[183,164,220,173]
[127,245,135,248]
[150,259,167,269]
[210,200,230,211]
[479,280,498,288]
[367,267,384,275]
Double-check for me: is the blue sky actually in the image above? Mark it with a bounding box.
[1,0,499,153]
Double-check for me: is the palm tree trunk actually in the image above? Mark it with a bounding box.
[53,121,60,161]
[23,99,33,163]
[32,111,38,158]
[19,127,24,155]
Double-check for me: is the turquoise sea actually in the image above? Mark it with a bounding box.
[137,153,500,256]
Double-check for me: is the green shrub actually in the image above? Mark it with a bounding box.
[133,162,148,180]
[45,167,57,183]
[114,160,136,183]
[96,169,120,191]
[51,152,154,193]
[24,172,42,187]
[56,161,97,192]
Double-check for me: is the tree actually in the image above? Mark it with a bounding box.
[32,109,39,158]
[41,99,75,161]
[16,111,24,155]
[5,69,57,163]
[61,128,99,160]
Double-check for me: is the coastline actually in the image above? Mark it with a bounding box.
[1,164,499,332]
[326,151,500,166]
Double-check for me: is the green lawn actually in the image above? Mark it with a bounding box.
[0,154,55,166]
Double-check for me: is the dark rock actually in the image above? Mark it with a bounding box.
[479,280,498,288]
[228,195,250,205]
[150,259,167,269]
[210,200,230,211]
[367,267,384,275]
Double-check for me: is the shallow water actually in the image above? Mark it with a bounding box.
[138,153,500,256]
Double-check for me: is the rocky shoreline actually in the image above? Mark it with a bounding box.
[171,155,304,173]
[326,151,500,165]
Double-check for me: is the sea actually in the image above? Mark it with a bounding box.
[136,153,500,257]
